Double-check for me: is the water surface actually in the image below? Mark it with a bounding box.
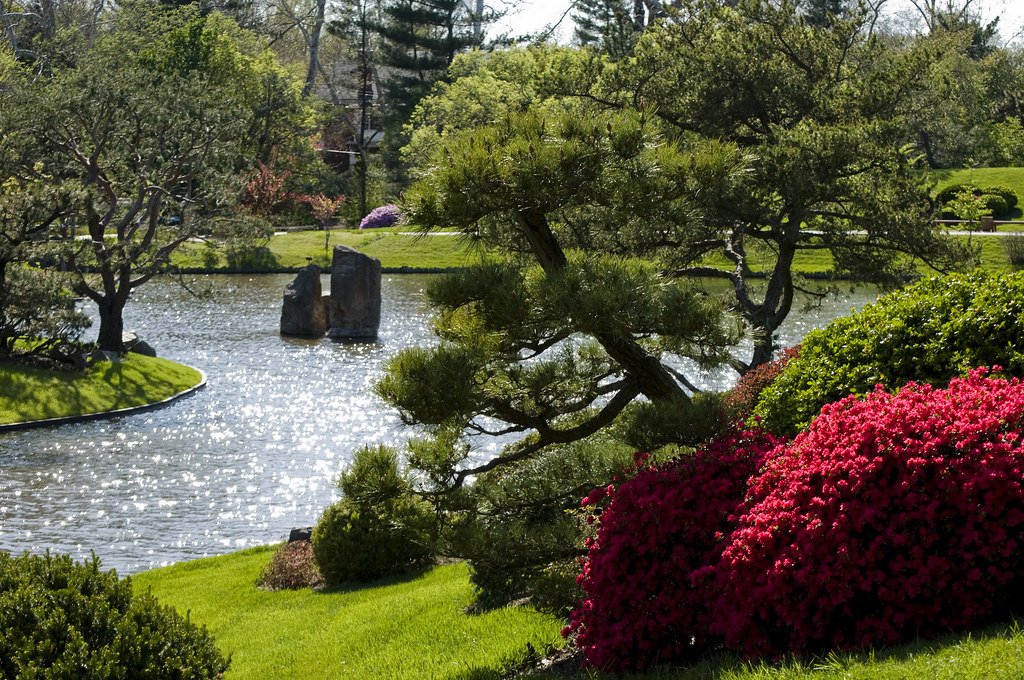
[0,275,879,574]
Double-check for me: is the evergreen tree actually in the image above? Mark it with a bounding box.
[573,0,641,60]
[373,0,480,170]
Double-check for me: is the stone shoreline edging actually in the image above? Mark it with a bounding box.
[0,366,208,433]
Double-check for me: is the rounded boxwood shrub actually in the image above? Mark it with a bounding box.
[981,184,1018,210]
[980,193,1009,217]
[754,270,1024,434]
[566,428,786,672]
[313,444,434,585]
[0,551,228,678]
[935,182,979,206]
[311,498,432,584]
[715,371,1024,658]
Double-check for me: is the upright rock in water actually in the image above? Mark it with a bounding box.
[280,264,328,337]
[328,245,381,339]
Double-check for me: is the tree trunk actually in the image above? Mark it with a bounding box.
[515,208,688,402]
[744,237,796,372]
[95,295,125,353]
[302,0,326,97]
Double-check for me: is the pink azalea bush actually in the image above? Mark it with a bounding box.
[715,369,1024,657]
[569,369,1024,670]
[566,428,786,672]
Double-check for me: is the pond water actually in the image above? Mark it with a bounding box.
[0,274,880,575]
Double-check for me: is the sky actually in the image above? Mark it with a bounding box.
[490,0,1024,45]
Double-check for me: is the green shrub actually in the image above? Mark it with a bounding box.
[311,498,431,584]
[0,551,228,679]
[936,183,980,206]
[313,444,433,585]
[1005,234,1024,267]
[982,184,1019,210]
[753,270,1024,434]
[980,193,1009,217]
[936,184,1017,218]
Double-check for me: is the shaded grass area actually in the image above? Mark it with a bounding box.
[0,353,202,425]
[537,619,1024,679]
[173,228,488,271]
[132,547,564,680]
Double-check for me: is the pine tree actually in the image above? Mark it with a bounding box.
[373,0,480,169]
[573,0,642,60]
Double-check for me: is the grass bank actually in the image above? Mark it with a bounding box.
[132,546,563,680]
[0,353,202,425]
[133,545,1024,680]
[173,228,487,272]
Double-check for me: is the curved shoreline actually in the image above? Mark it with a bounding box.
[0,366,208,433]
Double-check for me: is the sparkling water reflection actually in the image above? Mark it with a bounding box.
[0,275,880,574]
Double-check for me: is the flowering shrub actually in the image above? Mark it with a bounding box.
[715,369,1024,658]
[755,270,1024,434]
[258,540,323,590]
[722,345,800,424]
[359,204,405,229]
[566,428,786,672]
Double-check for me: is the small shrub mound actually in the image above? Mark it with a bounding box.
[312,444,432,585]
[0,551,227,678]
[936,183,1017,217]
[980,193,1009,217]
[755,270,1024,434]
[716,370,1024,658]
[258,540,323,590]
[566,428,786,672]
[312,499,431,584]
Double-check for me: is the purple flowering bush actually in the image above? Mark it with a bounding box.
[359,204,405,229]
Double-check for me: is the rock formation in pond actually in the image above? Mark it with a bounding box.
[326,245,381,339]
[280,264,328,337]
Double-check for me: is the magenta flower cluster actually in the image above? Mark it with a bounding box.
[358,204,405,229]
[565,428,786,671]
[569,369,1024,670]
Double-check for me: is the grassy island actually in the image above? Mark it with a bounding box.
[0,353,203,426]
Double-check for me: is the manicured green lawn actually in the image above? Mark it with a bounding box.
[930,167,1024,225]
[133,545,1024,680]
[174,228,488,271]
[698,234,1018,276]
[132,547,564,680]
[0,353,202,425]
